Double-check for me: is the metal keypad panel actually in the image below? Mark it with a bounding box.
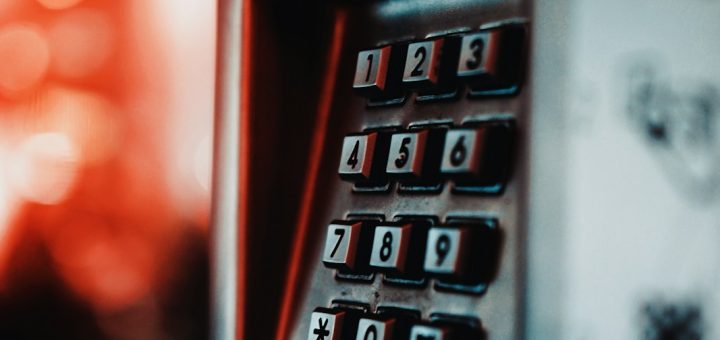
[307,306,484,340]
[289,1,529,339]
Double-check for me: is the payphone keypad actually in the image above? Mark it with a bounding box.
[300,16,526,340]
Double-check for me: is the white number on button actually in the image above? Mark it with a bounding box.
[410,325,447,340]
[440,129,482,174]
[369,225,410,270]
[322,222,361,269]
[386,131,427,176]
[403,40,442,84]
[338,133,377,179]
[355,318,394,340]
[424,228,465,275]
[353,47,390,91]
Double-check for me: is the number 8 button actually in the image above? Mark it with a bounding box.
[369,224,412,274]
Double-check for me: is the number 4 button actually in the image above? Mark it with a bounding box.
[338,132,389,183]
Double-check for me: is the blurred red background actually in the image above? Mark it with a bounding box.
[0,1,215,339]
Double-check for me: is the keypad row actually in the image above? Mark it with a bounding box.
[308,307,484,340]
[338,121,513,192]
[322,218,498,286]
[353,23,525,102]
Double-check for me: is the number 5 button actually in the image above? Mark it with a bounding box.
[369,224,411,273]
[386,131,427,179]
[424,227,469,278]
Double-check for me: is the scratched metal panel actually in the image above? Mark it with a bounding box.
[288,1,530,339]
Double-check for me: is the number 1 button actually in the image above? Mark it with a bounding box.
[353,47,391,97]
[339,133,377,181]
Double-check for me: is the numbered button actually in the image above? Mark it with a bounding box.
[424,227,470,277]
[369,224,412,273]
[457,26,525,92]
[440,123,513,187]
[403,39,443,89]
[323,222,362,271]
[355,317,395,340]
[353,47,391,97]
[386,131,427,178]
[307,309,345,340]
[409,324,450,340]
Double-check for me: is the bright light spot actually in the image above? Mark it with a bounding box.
[193,135,212,191]
[48,9,114,79]
[0,24,50,98]
[36,0,84,10]
[29,85,121,165]
[7,132,79,205]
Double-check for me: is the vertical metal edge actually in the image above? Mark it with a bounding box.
[525,0,571,339]
[211,0,242,339]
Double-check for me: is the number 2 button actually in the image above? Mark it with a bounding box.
[338,133,377,181]
[386,131,427,179]
[369,224,411,273]
[322,222,362,272]
[402,39,443,89]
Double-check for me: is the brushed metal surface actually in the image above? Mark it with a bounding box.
[289,1,530,339]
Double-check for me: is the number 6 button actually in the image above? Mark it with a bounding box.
[369,224,411,273]
[440,123,513,189]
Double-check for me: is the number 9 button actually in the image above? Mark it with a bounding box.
[424,227,470,278]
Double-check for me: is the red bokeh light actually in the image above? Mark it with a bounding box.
[0,1,214,339]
